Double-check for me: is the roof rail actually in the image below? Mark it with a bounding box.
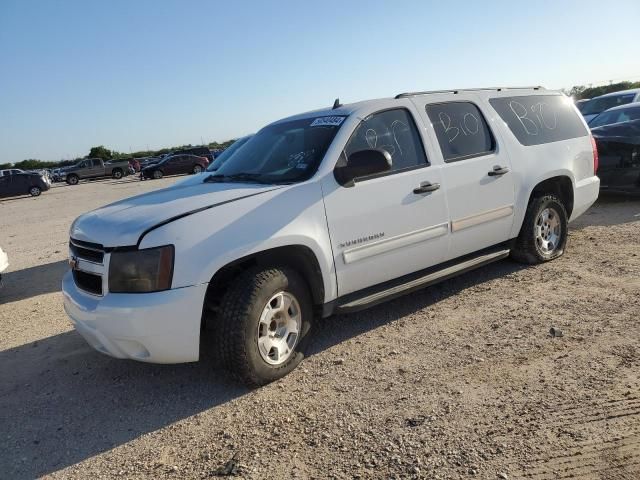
[394,86,544,99]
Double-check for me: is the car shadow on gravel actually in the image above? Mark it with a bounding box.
[0,260,68,304]
[0,332,246,479]
[308,259,528,356]
[571,195,640,230]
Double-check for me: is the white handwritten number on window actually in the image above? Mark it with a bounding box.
[438,111,481,143]
[509,101,558,136]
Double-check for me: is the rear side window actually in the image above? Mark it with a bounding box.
[426,102,495,162]
[489,95,588,146]
[345,108,428,172]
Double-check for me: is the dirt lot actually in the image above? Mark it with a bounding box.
[1,177,639,480]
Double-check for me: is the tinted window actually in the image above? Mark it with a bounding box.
[426,102,494,161]
[581,93,636,116]
[489,95,588,146]
[344,109,427,172]
[589,106,640,128]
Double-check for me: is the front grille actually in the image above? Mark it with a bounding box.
[69,239,104,264]
[73,270,103,295]
[70,238,105,295]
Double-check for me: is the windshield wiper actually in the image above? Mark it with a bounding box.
[203,173,273,184]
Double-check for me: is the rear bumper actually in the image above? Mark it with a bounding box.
[570,176,600,221]
[62,271,207,363]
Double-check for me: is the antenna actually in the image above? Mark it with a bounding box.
[332,98,342,109]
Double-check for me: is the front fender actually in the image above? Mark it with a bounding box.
[139,181,338,303]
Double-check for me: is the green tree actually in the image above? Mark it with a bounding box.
[88,145,113,160]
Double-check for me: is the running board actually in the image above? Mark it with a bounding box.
[335,248,510,313]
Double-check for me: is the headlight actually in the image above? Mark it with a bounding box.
[108,245,174,293]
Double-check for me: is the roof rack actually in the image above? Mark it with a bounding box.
[394,86,544,99]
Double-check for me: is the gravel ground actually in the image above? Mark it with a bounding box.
[1,177,639,480]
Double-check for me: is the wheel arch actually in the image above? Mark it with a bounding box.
[528,175,574,218]
[202,244,325,330]
[514,174,574,238]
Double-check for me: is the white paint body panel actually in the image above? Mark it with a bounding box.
[63,87,599,364]
[0,246,8,273]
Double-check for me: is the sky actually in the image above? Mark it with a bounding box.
[1,0,638,163]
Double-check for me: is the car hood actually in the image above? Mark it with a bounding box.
[70,181,282,247]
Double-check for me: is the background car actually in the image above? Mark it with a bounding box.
[592,119,640,195]
[588,103,640,129]
[580,88,640,123]
[164,146,214,163]
[0,168,25,176]
[0,171,50,198]
[140,154,209,179]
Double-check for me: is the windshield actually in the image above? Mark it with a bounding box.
[210,116,345,184]
[575,101,590,113]
[207,135,253,171]
[582,93,636,115]
[589,106,640,128]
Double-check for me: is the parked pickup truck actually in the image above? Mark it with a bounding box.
[65,158,130,185]
[63,86,600,386]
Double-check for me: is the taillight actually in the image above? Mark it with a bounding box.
[590,136,599,174]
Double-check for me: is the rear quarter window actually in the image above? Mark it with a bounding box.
[489,95,588,146]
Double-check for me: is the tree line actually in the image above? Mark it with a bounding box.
[565,81,640,100]
[0,139,237,171]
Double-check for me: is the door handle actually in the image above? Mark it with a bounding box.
[413,182,440,194]
[488,165,510,176]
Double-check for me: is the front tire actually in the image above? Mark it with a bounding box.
[192,165,203,174]
[511,194,568,264]
[29,186,41,197]
[66,174,79,185]
[112,169,123,179]
[218,267,313,386]
[152,170,163,180]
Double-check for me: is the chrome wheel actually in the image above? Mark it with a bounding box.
[535,207,561,254]
[29,186,41,196]
[193,165,202,174]
[257,291,301,366]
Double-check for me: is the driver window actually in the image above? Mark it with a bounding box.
[344,109,428,172]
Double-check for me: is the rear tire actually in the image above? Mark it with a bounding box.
[217,267,313,386]
[152,170,163,180]
[511,194,568,264]
[29,186,41,197]
[112,169,123,179]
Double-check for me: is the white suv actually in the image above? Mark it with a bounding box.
[63,87,600,385]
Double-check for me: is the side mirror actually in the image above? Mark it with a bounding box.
[334,148,392,186]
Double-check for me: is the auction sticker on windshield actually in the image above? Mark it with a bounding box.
[310,116,345,127]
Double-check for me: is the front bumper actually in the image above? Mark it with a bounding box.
[62,271,207,363]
